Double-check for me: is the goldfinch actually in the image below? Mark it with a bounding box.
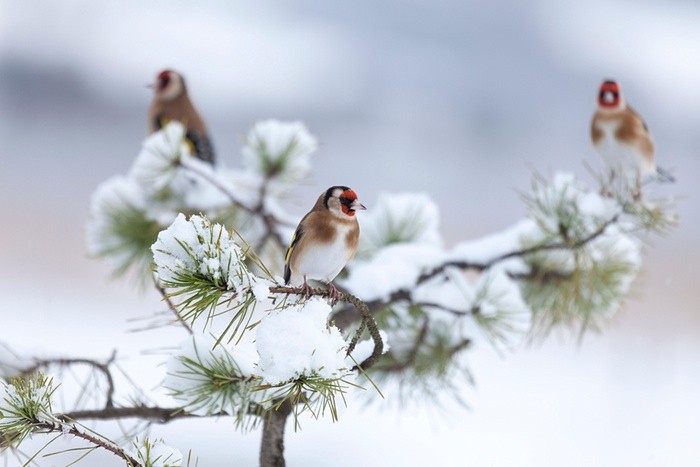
[591,79,672,198]
[284,186,366,299]
[148,70,215,164]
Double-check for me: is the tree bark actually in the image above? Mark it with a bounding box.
[260,400,293,467]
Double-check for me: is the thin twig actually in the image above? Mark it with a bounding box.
[153,278,194,334]
[20,356,117,409]
[59,406,200,423]
[415,213,620,286]
[32,420,141,466]
[181,160,288,250]
[337,214,622,323]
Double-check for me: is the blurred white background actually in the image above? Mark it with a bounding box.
[1,0,699,465]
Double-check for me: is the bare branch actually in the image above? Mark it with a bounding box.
[181,160,289,250]
[32,420,141,466]
[58,406,202,423]
[415,213,620,286]
[20,355,117,409]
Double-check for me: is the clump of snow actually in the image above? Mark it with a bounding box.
[251,281,273,302]
[0,376,56,426]
[130,121,192,194]
[342,243,445,302]
[358,192,442,258]
[87,173,209,279]
[410,267,530,347]
[241,119,317,192]
[256,298,349,385]
[152,214,257,291]
[130,122,236,213]
[529,172,618,240]
[128,438,183,467]
[86,175,159,255]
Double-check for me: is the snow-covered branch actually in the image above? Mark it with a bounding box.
[3,116,676,466]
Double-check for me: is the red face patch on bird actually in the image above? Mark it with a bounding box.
[339,190,364,216]
[157,70,172,91]
[598,80,621,108]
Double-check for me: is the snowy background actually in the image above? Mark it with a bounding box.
[1,0,699,465]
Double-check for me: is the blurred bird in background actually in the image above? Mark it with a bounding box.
[147,69,216,164]
[591,79,673,199]
[284,186,366,300]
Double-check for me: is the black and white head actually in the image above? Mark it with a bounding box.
[597,79,625,110]
[322,186,366,220]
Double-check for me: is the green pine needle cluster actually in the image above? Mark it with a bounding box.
[166,353,261,430]
[98,201,165,278]
[259,375,356,430]
[522,248,640,336]
[0,373,58,447]
[370,306,471,402]
[256,137,299,178]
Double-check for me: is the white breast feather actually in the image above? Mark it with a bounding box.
[595,120,655,175]
[290,223,354,285]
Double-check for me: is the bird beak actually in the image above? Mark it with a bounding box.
[351,199,366,211]
[145,82,155,89]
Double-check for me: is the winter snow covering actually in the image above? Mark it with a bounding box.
[242,119,318,192]
[130,121,193,193]
[129,121,233,212]
[85,175,151,258]
[358,192,442,257]
[343,191,530,306]
[163,299,378,411]
[256,298,349,385]
[0,378,54,426]
[345,173,640,333]
[152,213,256,291]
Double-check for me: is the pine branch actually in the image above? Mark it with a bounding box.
[58,406,205,423]
[32,420,141,466]
[416,213,620,286]
[334,213,621,326]
[377,318,430,373]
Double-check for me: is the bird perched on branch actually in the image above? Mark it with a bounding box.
[284,186,366,300]
[147,69,215,164]
[591,79,673,199]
